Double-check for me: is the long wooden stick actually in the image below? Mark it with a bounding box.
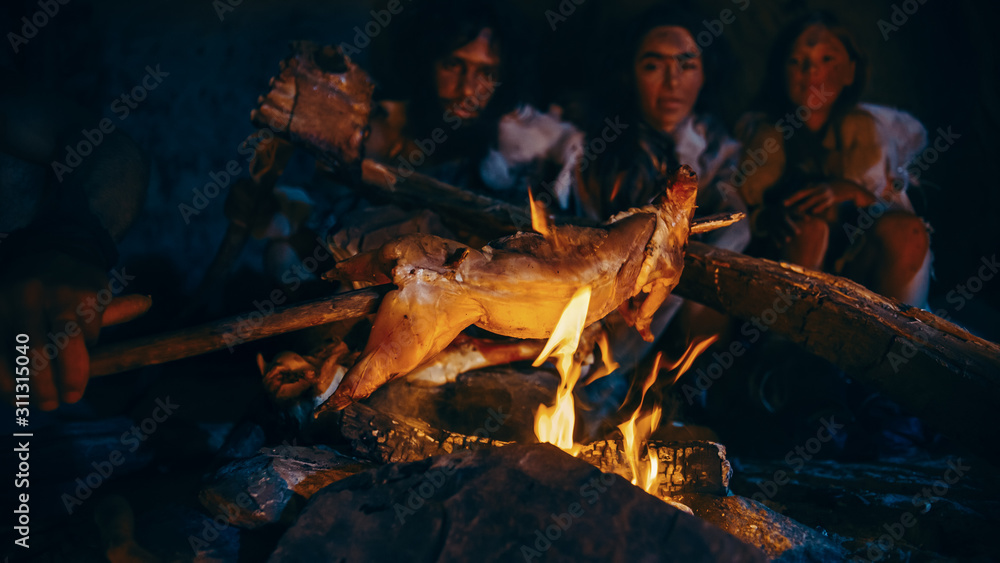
[358,160,744,237]
[90,286,388,376]
[88,209,735,377]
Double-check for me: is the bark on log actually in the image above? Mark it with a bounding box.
[675,242,1000,462]
[337,402,510,464]
[338,403,731,497]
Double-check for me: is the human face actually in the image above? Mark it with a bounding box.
[634,26,704,134]
[785,24,856,113]
[434,28,501,121]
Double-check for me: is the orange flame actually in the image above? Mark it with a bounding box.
[582,329,620,386]
[618,334,721,497]
[528,190,552,238]
[533,286,591,455]
[596,330,620,377]
[663,334,720,386]
[617,353,663,494]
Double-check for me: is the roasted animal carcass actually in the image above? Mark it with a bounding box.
[318,166,699,412]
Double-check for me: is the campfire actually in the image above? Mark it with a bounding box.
[75,41,1000,563]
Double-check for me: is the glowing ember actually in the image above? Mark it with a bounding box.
[533,286,591,455]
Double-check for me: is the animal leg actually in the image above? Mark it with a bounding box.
[320,280,483,410]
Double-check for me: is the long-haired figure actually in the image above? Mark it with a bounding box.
[736,11,932,306]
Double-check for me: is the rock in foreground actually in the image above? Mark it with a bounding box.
[270,443,766,562]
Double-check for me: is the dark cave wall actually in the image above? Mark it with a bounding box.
[2,0,997,322]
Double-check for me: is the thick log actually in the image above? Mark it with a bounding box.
[90,286,388,376]
[675,242,1000,463]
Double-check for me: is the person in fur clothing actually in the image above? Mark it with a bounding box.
[736,11,932,307]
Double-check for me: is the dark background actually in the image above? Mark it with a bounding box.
[2,0,998,339]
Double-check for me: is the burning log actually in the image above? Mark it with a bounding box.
[577,439,732,498]
[337,402,511,465]
[670,493,849,561]
[336,401,732,498]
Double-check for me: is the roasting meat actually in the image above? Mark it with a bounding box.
[318,166,699,411]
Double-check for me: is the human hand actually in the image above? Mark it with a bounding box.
[784,181,877,216]
[0,253,108,411]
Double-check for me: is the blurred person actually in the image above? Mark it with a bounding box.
[573,5,750,379]
[712,12,936,458]
[0,72,149,411]
[317,0,582,257]
[365,0,579,199]
[735,11,931,306]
